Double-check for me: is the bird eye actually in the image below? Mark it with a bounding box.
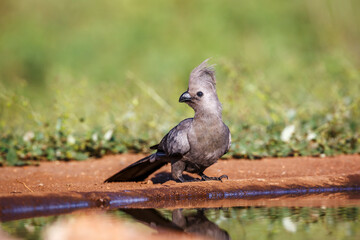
[196,91,203,97]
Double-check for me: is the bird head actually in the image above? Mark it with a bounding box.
[179,59,222,116]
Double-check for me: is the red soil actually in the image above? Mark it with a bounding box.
[0,154,359,198]
[1,154,359,239]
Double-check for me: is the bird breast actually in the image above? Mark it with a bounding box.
[187,120,229,163]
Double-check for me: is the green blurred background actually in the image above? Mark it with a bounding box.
[0,0,359,164]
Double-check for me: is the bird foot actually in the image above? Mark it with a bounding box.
[201,174,228,182]
[177,174,228,183]
[177,175,202,183]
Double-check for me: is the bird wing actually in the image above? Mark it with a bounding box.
[104,118,192,183]
[158,118,192,157]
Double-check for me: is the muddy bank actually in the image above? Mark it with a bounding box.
[0,154,359,196]
[1,154,360,221]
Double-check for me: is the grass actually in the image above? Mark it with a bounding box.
[0,0,359,165]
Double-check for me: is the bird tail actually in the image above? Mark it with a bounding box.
[104,154,167,182]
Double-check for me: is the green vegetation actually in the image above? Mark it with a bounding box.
[0,0,359,165]
[209,207,360,239]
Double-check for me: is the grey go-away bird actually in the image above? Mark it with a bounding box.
[105,59,231,183]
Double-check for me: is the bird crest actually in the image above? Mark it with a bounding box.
[189,58,216,88]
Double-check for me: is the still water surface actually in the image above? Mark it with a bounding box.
[2,205,359,240]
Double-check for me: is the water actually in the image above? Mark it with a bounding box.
[1,205,360,239]
[1,190,360,239]
[113,207,360,240]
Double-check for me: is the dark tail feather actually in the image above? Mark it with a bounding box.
[104,154,167,182]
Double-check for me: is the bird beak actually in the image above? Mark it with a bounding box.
[179,91,192,103]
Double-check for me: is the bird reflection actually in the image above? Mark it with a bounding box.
[120,208,230,240]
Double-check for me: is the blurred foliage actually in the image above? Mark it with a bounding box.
[1,215,58,240]
[0,0,359,165]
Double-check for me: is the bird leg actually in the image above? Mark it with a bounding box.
[172,160,200,183]
[177,175,186,183]
[200,173,228,182]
